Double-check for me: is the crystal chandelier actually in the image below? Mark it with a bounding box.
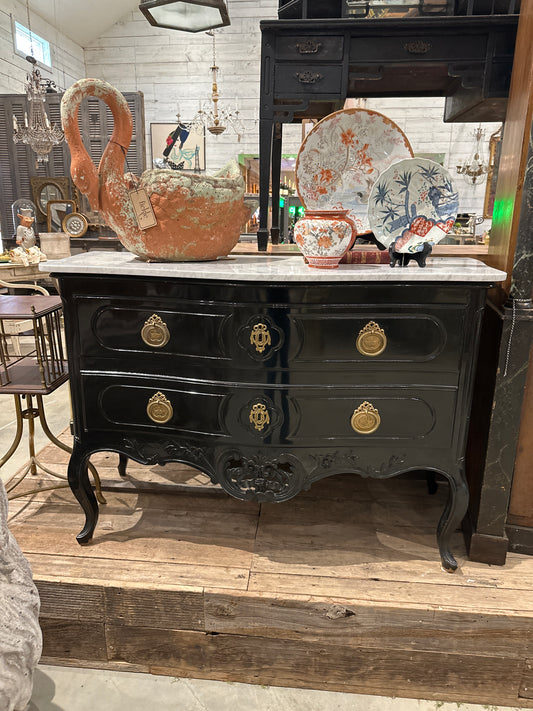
[12,1,64,165]
[190,30,244,141]
[456,126,488,185]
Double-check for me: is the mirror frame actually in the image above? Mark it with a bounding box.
[46,199,76,233]
[30,177,70,220]
[483,127,503,220]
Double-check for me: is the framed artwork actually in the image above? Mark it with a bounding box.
[150,122,206,171]
[483,128,503,219]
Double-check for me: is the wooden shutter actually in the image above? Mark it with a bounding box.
[0,90,145,239]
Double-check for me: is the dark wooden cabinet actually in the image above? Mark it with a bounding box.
[51,260,501,572]
[257,15,518,249]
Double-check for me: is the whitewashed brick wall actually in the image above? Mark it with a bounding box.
[0,0,85,94]
[86,0,500,227]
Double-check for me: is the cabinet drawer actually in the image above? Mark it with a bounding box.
[80,375,228,437]
[349,33,487,62]
[77,299,465,381]
[225,306,465,374]
[223,386,457,447]
[80,373,456,449]
[276,35,344,61]
[78,301,227,360]
[274,64,343,95]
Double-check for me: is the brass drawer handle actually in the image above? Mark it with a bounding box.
[351,401,381,434]
[403,40,432,54]
[141,314,170,348]
[250,322,271,353]
[147,392,173,424]
[294,71,324,84]
[295,40,322,54]
[356,321,387,357]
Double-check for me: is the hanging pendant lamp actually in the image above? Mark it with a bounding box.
[139,0,230,32]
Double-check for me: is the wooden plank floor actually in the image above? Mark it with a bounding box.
[7,432,533,708]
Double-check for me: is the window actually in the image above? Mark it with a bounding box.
[14,21,51,67]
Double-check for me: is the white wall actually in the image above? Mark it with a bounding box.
[0,0,86,94]
[84,0,277,175]
[85,0,498,225]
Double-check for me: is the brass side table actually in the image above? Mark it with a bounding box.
[0,295,103,502]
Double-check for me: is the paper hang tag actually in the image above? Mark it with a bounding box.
[130,188,157,230]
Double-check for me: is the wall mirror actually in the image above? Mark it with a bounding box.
[47,199,76,232]
[483,127,503,219]
[30,177,70,220]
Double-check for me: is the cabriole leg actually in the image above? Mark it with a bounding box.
[68,441,98,545]
[437,469,469,573]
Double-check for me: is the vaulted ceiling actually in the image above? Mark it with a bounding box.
[29,0,139,46]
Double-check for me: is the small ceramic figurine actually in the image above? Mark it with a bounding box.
[16,208,36,249]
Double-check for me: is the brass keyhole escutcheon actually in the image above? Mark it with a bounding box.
[249,403,270,432]
[141,314,170,348]
[250,322,271,354]
[147,392,173,424]
[356,321,387,357]
[351,401,381,435]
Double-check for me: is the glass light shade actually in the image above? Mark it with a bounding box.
[139,0,230,32]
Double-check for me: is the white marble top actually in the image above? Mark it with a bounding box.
[40,251,507,283]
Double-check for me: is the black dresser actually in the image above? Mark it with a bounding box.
[46,253,506,572]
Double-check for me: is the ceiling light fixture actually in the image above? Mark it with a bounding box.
[139,0,230,32]
[456,126,489,185]
[12,0,64,165]
[190,30,244,140]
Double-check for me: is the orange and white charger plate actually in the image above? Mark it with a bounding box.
[295,108,413,233]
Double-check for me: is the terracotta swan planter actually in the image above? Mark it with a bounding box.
[61,78,249,261]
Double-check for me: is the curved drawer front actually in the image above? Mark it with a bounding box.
[80,376,228,437]
[292,311,455,365]
[76,295,466,378]
[80,302,227,360]
[223,387,456,447]
[225,307,464,373]
[80,374,456,449]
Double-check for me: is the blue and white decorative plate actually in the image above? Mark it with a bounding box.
[368,158,459,253]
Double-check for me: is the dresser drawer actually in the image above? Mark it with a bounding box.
[79,373,457,449]
[274,64,343,95]
[80,375,228,437]
[349,33,487,62]
[76,298,465,383]
[276,35,344,61]
[225,306,465,375]
[77,300,228,360]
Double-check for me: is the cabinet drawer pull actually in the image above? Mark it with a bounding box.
[295,40,322,54]
[351,401,381,434]
[356,321,387,356]
[147,392,173,424]
[294,71,324,84]
[141,314,170,348]
[403,40,432,54]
